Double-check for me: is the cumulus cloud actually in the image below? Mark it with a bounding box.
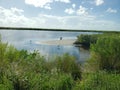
[65,5,88,16]
[24,0,70,9]
[0,6,28,26]
[55,0,70,3]
[0,7,24,16]
[64,4,75,15]
[0,6,119,30]
[72,4,76,8]
[65,8,75,14]
[106,8,117,13]
[76,6,88,15]
[11,7,24,15]
[25,0,53,9]
[95,0,104,6]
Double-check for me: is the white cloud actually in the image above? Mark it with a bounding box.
[65,8,75,14]
[0,6,119,31]
[44,4,52,9]
[55,0,70,3]
[24,0,70,9]
[11,7,24,15]
[106,8,117,13]
[0,7,24,16]
[0,6,28,26]
[65,5,88,16]
[72,4,76,8]
[25,0,53,9]
[76,6,88,15]
[95,0,104,6]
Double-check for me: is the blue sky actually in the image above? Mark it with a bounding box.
[0,0,120,31]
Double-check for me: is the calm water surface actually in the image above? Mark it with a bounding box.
[0,30,92,63]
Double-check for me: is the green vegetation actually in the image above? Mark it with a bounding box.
[0,35,80,90]
[90,35,120,72]
[0,33,120,90]
[74,34,99,48]
[83,33,120,72]
[75,33,120,89]
[74,71,120,90]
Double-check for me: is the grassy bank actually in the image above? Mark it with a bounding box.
[0,33,120,90]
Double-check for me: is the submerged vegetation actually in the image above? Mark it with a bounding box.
[0,33,120,90]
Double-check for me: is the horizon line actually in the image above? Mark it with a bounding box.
[0,26,119,32]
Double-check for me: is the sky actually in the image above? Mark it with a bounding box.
[0,0,120,31]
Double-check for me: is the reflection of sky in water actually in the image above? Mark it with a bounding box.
[0,30,92,62]
[0,30,95,42]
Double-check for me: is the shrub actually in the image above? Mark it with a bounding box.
[88,35,120,72]
[29,73,74,90]
[74,34,100,48]
[0,75,14,90]
[55,53,82,80]
[73,71,120,90]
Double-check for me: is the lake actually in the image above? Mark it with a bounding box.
[0,30,93,63]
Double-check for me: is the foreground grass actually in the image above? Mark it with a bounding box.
[74,71,120,90]
[0,33,120,90]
